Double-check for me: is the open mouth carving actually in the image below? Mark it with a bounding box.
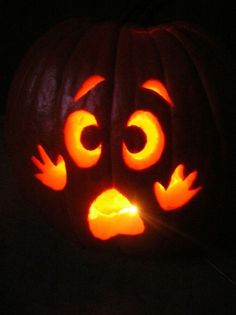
[88,188,145,240]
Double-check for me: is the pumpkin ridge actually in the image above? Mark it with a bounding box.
[172,26,228,168]
[157,26,221,176]
[106,24,123,188]
[149,28,174,178]
[161,26,224,160]
[6,23,85,184]
[167,27,228,194]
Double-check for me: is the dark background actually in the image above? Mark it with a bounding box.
[1,1,236,314]
[0,0,235,115]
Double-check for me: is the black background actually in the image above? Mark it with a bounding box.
[1,1,236,314]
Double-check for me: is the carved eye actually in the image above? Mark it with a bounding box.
[64,110,102,168]
[123,125,147,153]
[122,110,165,170]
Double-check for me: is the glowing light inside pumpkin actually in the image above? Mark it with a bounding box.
[64,110,102,168]
[154,164,202,210]
[73,75,105,102]
[142,79,173,107]
[31,144,67,191]
[88,188,145,240]
[122,110,165,170]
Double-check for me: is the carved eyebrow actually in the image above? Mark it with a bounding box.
[141,79,173,107]
[73,75,105,102]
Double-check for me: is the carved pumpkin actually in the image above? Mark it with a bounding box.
[6,19,230,254]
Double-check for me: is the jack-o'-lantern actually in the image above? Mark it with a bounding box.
[6,19,231,254]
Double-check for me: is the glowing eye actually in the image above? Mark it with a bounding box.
[122,110,165,170]
[64,110,102,168]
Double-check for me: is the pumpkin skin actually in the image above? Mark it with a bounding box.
[6,19,230,254]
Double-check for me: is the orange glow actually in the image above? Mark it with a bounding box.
[31,144,67,191]
[153,164,202,211]
[88,188,145,240]
[73,75,105,102]
[64,110,101,168]
[142,79,173,107]
[122,110,165,170]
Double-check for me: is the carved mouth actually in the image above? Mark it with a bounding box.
[87,188,145,240]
